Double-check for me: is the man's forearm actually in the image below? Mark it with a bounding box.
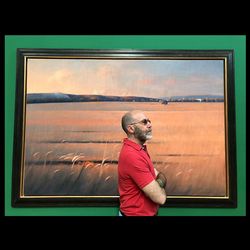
[142,179,167,205]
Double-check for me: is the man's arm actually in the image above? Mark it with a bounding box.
[154,169,167,189]
[154,168,159,176]
[142,179,167,205]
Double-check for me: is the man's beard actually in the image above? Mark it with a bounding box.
[134,126,152,142]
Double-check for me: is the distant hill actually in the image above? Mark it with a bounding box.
[27,93,224,104]
[167,95,224,102]
[27,93,161,103]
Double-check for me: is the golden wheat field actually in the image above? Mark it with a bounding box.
[23,102,227,197]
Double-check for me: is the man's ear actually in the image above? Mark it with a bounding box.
[127,125,135,134]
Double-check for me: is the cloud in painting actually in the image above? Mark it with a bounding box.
[27,58,224,98]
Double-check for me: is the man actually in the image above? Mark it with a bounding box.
[118,110,167,216]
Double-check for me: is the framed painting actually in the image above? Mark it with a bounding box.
[12,49,237,207]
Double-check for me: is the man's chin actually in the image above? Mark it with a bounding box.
[146,134,152,140]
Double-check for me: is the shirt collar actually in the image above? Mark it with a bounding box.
[123,138,147,151]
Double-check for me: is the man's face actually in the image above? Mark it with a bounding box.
[131,112,152,142]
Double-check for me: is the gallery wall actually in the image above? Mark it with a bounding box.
[5,35,246,216]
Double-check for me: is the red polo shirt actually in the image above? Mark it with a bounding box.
[118,138,158,216]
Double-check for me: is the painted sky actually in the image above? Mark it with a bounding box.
[27,58,224,98]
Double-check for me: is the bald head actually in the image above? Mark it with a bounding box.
[121,110,144,134]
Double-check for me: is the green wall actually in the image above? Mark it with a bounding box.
[5,35,246,216]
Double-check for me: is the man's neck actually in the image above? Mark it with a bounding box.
[127,137,145,146]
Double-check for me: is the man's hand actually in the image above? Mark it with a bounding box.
[156,172,167,189]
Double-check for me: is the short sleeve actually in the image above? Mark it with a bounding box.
[126,153,155,189]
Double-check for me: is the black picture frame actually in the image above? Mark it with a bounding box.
[12,49,237,208]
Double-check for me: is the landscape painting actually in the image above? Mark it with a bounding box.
[12,49,237,207]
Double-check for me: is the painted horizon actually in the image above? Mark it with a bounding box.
[26,92,224,104]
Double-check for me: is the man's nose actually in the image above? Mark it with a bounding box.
[147,122,152,128]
